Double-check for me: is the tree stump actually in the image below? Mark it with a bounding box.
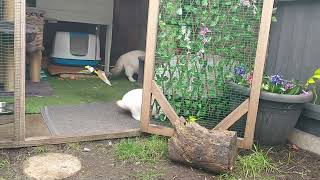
[168,118,238,173]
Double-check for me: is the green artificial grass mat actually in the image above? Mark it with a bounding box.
[26,76,139,114]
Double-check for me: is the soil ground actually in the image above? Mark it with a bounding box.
[0,137,320,180]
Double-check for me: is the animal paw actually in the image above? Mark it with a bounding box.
[132,114,140,121]
[128,77,136,82]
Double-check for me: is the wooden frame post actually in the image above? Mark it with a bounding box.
[14,0,26,143]
[140,0,275,149]
[243,0,275,149]
[140,0,160,132]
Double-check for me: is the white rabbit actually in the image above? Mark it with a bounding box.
[117,89,156,121]
[111,50,145,82]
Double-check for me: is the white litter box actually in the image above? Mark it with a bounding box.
[51,31,101,67]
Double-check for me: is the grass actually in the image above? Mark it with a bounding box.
[95,143,110,154]
[0,158,10,170]
[0,153,14,180]
[218,174,238,180]
[138,169,162,180]
[26,75,138,114]
[31,146,49,154]
[219,145,278,179]
[65,142,81,152]
[114,137,277,179]
[115,135,168,163]
[237,146,278,178]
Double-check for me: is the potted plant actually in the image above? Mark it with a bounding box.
[296,68,320,137]
[231,66,314,145]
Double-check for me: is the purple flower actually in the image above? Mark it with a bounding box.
[234,66,246,77]
[200,25,211,36]
[271,74,284,85]
[284,82,295,91]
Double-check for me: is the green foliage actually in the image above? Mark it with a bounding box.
[187,116,198,123]
[306,67,320,103]
[155,0,263,122]
[233,65,308,95]
[115,136,168,163]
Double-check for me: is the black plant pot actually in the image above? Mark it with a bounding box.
[296,103,320,137]
[230,82,313,145]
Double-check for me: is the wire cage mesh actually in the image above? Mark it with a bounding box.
[152,0,264,137]
[0,0,17,141]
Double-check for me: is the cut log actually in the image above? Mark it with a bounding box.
[168,118,238,173]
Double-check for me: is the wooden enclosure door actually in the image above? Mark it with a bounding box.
[140,0,275,149]
[110,0,149,66]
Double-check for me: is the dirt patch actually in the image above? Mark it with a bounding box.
[267,145,320,179]
[23,153,81,180]
[0,139,319,180]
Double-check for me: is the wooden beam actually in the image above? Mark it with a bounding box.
[140,0,160,132]
[147,124,174,137]
[214,99,249,130]
[244,0,275,149]
[147,124,245,149]
[14,0,26,143]
[0,129,141,149]
[0,117,14,125]
[151,81,180,126]
[237,138,246,149]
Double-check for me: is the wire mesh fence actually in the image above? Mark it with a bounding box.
[153,0,264,137]
[0,0,16,141]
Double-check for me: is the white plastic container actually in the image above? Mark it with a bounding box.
[51,31,101,66]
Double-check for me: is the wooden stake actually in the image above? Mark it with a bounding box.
[140,0,160,132]
[244,0,275,149]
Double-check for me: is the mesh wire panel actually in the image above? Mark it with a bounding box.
[153,0,264,137]
[0,0,16,141]
[27,0,36,7]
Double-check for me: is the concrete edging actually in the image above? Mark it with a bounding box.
[288,128,320,156]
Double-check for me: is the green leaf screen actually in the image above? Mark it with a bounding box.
[153,0,264,137]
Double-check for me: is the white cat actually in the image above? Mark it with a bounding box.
[116,89,156,121]
[111,50,145,82]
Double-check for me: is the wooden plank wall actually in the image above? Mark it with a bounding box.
[266,0,320,86]
[110,0,149,66]
[36,0,114,25]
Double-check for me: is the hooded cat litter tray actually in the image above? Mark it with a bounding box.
[51,32,101,67]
